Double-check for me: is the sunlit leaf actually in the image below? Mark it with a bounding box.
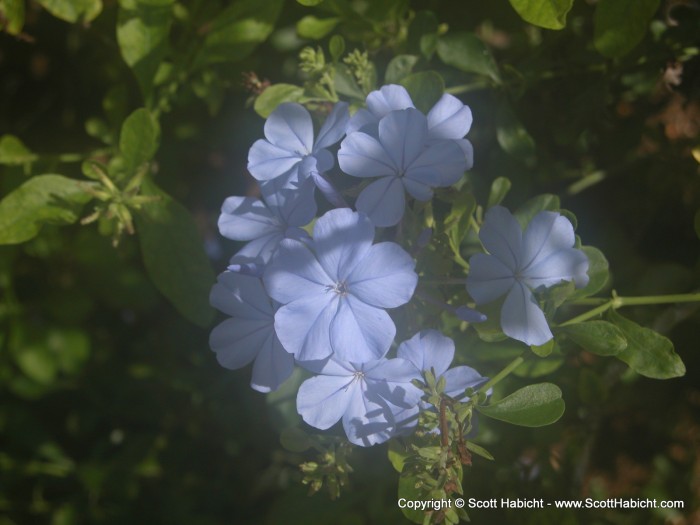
[254,84,305,118]
[297,15,339,39]
[120,108,160,173]
[36,0,102,23]
[508,0,573,30]
[0,0,25,35]
[477,383,565,427]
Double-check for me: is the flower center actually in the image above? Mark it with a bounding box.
[327,280,349,296]
[353,370,365,381]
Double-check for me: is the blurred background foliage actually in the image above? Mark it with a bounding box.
[0,0,699,523]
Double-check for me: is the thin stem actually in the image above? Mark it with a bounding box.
[478,355,525,395]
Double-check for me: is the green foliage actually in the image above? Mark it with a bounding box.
[0,0,24,36]
[254,84,306,117]
[496,105,536,166]
[36,0,103,23]
[570,246,610,299]
[486,176,512,208]
[436,32,500,82]
[477,383,565,427]
[399,71,444,114]
[120,108,160,174]
[384,54,418,84]
[557,321,627,356]
[507,0,574,30]
[594,0,660,58]
[297,15,340,39]
[0,134,36,172]
[0,175,94,245]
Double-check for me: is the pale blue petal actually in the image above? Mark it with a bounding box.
[314,148,334,173]
[260,171,317,226]
[343,383,395,446]
[338,132,397,178]
[230,231,284,264]
[298,356,355,376]
[522,248,590,289]
[330,295,395,362]
[263,238,330,303]
[250,332,295,393]
[396,330,454,377]
[427,94,473,140]
[313,208,374,280]
[405,139,466,187]
[226,261,265,278]
[274,294,338,361]
[454,138,474,170]
[466,253,515,304]
[218,196,280,241]
[311,171,347,208]
[210,272,271,319]
[366,84,414,118]
[347,242,417,308]
[264,103,314,153]
[367,358,423,407]
[442,366,488,399]
[297,374,355,430]
[210,317,271,369]
[314,102,350,150]
[520,212,575,271]
[377,108,427,171]
[355,176,406,227]
[402,177,433,201]
[479,206,523,271]
[247,139,301,181]
[501,281,552,346]
[346,108,377,135]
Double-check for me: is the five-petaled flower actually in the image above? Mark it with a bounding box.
[466,206,589,346]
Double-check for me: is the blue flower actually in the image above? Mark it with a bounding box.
[263,208,418,363]
[466,206,590,346]
[209,272,294,393]
[296,356,422,446]
[397,330,488,402]
[338,108,468,226]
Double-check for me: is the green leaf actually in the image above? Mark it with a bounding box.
[466,441,494,461]
[117,2,172,99]
[508,0,574,30]
[398,476,425,524]
[334,65,365,100]
[388,440,408,473]
[195,0,284,68]
[36,0,102,23]
[594,0,660,58]
[328,34,345,62]
[487,176,512,208]
[0,175,94,245]
[297,0,324,5]
[530,339,554,357]
[384,55,418,84]
[297,16,339,39]
[399,71,444,114]
[436,32,500,82]
[0,0,25,35]
[513,193,560,229]
[253,84,305,118]
[0,134,36,166]
[558,321,627,356]
[569,246,609,299]
[134,181,215,327]
[496,105,536,166]
[119,108,160,172]
[444,191,476,268]
[477,383,565,427]
[607,309,685,379]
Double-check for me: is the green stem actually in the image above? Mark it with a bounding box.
[478,355,525,395]
[562,292,700,326]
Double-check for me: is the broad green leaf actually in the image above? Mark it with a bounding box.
[296,16,339,39]
[120,108,160,172]
[384,55,418,84]
[513,193,560,229]
[0,134,36,166]
[334,64,365,100]
[398,476,425,524]
[594,0,660,58]
[399,71,444,114]
[436,32,500,83]
[508,0,574,30]
[487,176,512,208]
[466,441,494,461]
[36,0,102,23]
[477,383,565,427]
[0,0,25,35]
[195,0,284,68]
[496,105,536,166]
[134,181,215,327]
[117,2,172,99]
[444,191,476,268]
[254,84,305,118]
[607,309,685,379]
[328,34,345,62]
[557,320,627,356]
[569,246,609,299]
[0,175,94,245]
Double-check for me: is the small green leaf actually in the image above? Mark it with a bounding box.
[0,175,94,245]
[134,181,215,327]
[496,105,536,166]
[444,191,476,268]
[385,55,418,84]
[487,176,512,208]
[477,383,565,427]
[436,32,500,82]
[388,440,408,473]
[508,0,574,30]
[253,84,305,118]
[36,0,102,23]
[607,309,685,379]
[594,0,660,58]
[399,71,444,114]
[297,15,339,39]
[569,246,609,299]
[195,0,284,68]
[297,0,324,5]
[0,0,25,35]
[120,108,160,172]
[530,339,554,357]
[328,35,345,62]
[16,346,57,385]
[334,65,365,100]
[558,320,627,356]
[513,194,560,229]
[466,441,494,461]
[0,134,36,166]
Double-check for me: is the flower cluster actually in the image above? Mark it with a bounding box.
[209,84,589,447]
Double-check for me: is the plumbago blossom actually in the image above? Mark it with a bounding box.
[466,206,589,346]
